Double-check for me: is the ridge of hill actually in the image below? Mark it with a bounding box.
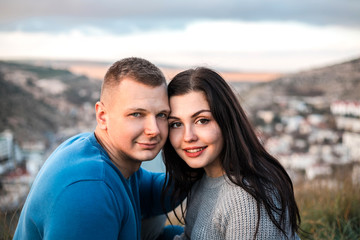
[271,57,360,99]
[241,57,360,110]
[12,59,282,83]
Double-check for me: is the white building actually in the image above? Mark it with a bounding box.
[331,100,360,117]
[334,117,360,132]
[265,135,293,156]
[0,130,24,175]
[306,163,332,180]
[343,132,360,162]
[279,153,318,170]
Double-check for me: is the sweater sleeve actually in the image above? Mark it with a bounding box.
[220,186,260,240]
[220,185,289,240]
[44,180,123,240]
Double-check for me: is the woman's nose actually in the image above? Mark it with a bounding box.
[183,126,198,142]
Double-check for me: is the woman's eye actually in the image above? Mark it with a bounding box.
[169,122,182,128]
[197,118,210,125]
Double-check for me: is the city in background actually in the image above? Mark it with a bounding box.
[0,56,359,217]
[1,0,360,238]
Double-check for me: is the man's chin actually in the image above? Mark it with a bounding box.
[137,152,161,162]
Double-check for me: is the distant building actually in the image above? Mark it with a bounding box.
[0,130,25,175]
[308,129,339,144]
[343,132,360,162]
[278,153,317,170]
[333,116,360,132]
[0,131,42,211]
[306,163,332,180]
[331,100,360,132]
[282,115,304,133]
[257,110,275,124]
[265,134,293,156]
[22,141,46,177]
[331,100,360,118]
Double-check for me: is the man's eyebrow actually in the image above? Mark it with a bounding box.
[169,109,211,119]
[127,108,147,112]
[127,108,170,113]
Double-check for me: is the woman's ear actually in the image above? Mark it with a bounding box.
[95,101,107,130]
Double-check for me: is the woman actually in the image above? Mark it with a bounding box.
[162,67,301,239]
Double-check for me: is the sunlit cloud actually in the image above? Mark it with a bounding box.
[1,20,360,72]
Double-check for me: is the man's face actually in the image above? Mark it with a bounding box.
[103,78,170,163]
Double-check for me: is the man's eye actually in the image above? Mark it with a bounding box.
[157,113,168,118]
[131,113,141,117]
[169,122,182,128]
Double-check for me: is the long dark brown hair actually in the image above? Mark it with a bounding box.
[162,67,301,238]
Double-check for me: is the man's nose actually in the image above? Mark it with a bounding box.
[144,116,160,136]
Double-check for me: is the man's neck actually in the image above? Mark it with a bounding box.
[94,128,141,179]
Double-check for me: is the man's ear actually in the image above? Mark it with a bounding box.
[95,101,107,130]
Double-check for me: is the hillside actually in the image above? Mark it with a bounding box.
[0,72,61,142]
[271,58,360,98]
[1,57,359,144]
[241,57,360,111]
[0,61,101,144]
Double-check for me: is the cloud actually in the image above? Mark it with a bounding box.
[1,1,359,72]
[1,20,359,72]
[0,0,360,33]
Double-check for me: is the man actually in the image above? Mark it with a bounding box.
[14,57,177,239]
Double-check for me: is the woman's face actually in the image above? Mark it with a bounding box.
[168,91,224,177]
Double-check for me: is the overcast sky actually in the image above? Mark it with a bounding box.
[1,0,360,72]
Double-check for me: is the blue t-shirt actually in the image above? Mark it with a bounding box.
[14,133,167,240]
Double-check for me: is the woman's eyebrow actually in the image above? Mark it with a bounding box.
[169,109,211,120]
[191,109,211,118]
[168,115,180,120]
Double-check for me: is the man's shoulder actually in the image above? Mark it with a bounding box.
[33,132,117,192]
[49,132,105,165]
[55,132,94,152]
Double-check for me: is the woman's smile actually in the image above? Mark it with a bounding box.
[183,146,207,157]
[169,91,224,177]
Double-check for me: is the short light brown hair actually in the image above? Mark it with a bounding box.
[101,57,166,99]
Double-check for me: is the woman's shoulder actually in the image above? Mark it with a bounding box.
[221,176,252,195]
[217,177,258,210]
[218,176,279,213]
[222,175,279,199]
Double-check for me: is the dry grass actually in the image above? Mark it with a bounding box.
[296,177,360,240]
[0,209,20,240]
[2,177,359,239]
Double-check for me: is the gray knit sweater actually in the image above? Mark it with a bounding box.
[174,174,300,240]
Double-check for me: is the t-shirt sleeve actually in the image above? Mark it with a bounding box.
[138,168,167,217]
[44,181,122,240]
